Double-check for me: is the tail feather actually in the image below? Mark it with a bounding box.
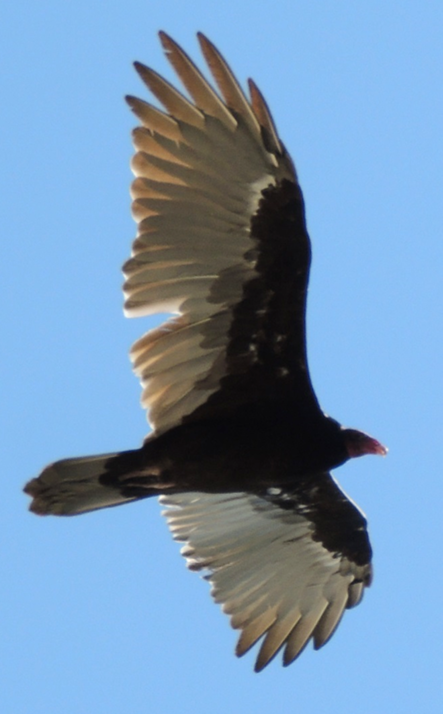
[24,453,141,516]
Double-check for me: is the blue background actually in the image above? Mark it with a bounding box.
[2,2,442,712]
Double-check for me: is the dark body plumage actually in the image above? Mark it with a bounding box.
[25,33,386,671]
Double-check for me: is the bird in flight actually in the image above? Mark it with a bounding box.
[25,32,387,671]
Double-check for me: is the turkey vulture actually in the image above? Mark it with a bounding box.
[24,32,386,671]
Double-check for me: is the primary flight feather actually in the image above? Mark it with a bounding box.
[25,32,386,671]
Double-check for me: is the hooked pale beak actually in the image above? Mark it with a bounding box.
[367,437,388,456]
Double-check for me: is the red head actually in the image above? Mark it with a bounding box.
[342,428,388,459]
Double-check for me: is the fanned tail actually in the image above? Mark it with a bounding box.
[24,451,146,516]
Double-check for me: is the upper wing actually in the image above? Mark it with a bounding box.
[125,33,320,435]
[161,474,372,671]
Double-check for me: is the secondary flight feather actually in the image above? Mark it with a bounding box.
[24,32,386,671]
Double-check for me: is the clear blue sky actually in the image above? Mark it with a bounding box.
[2,2,442,712]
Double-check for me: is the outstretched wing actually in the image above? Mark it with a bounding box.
[161,474,372,671]
[125,33,320,435]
